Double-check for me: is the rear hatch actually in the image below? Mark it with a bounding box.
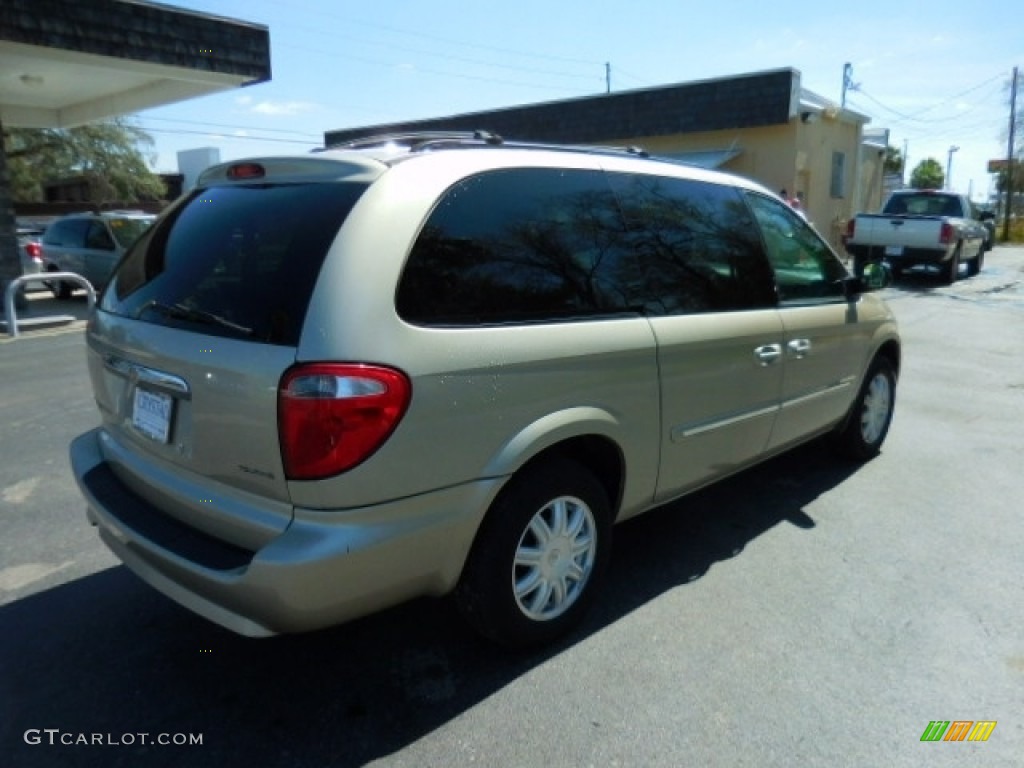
[87,156,381,538]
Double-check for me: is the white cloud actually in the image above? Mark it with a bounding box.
[235,94,253,106]
[250,101,317,116]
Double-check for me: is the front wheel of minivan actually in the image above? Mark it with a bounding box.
[456,457,611,649]
[833,357,896,461]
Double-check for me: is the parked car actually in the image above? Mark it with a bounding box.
[70,133,900,648]
[41,211,155,298]
[845,190,988,283]
[16,225,45,276]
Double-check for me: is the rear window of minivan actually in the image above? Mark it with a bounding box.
[101,183,368,346]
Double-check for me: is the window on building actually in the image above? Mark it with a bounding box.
[830,151,846,198]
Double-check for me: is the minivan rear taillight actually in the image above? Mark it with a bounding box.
[278,364,411,480]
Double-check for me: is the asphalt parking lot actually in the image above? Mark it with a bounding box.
[2,250,1022,767]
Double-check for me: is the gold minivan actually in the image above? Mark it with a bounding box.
[70,134,899,647]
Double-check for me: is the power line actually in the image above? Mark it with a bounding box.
[247,0,605,68]
[274,40,600,95]
[852,72,1006,125]
[142,126,319,146]
[271,22,601,84]
[140,115,321,139]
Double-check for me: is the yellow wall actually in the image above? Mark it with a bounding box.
[596,114,868,253]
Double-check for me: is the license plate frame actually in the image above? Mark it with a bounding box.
[132,387,173,444]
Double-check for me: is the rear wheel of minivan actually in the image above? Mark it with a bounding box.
[456,457,611,648]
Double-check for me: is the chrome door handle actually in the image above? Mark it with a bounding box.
[754,344,782,365]
[787,339,811,359]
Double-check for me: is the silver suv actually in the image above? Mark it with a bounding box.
[42,211,154,298]
[70,133,900,647]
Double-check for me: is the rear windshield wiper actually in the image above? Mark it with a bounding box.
[137,301,253,336]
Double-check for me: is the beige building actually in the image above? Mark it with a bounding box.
[326,68,886,252]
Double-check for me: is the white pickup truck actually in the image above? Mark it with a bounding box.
[844,190,992,284]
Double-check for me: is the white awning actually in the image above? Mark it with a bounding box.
[658,148,742,169]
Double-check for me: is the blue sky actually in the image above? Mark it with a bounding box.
[141,0,1022,201]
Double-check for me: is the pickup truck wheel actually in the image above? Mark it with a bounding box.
[967,249,984,277]
[941,245,961,285]
[455,457,611,648]
[833,357,896,461]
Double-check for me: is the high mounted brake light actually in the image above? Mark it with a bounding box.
[227,163,266,180]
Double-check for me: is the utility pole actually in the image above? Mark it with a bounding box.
[605,62,611,94]
[902,139,909,187]
[841,63,859,108]
[1003,66,1018,241]
[946,145,959,190]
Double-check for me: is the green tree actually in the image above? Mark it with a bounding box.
[994,163,1024,195]
[2,118,166,203]
[883,145,904,176]
[910,158,944,189]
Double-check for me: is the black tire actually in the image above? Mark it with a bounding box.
[456,457,612,648]
[833,357,896,461]
[47,269,72,300]
[967,248,984,277]
[941,245,961,285]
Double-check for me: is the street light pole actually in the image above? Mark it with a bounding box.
[946,145,959,190]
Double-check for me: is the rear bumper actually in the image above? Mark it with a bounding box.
[846,243,951,266]
[71,428,499,636]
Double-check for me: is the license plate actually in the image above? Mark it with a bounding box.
[884,245,903,256]
[132,388,173,443]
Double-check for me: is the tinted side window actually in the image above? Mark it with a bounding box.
[745,192,848,304]
[607,173,777,314]
[397,168,635,325]
[108,217,154,249]
[85,221,115,250]
[45,219,89,247]
[101,183,367,346]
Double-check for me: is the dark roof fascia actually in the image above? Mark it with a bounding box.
[325,68,800,147]
[1,0,271,84]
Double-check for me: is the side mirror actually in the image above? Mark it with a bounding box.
[842,261,891,298]
[862,261,891,291]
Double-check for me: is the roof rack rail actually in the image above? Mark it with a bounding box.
[500,141,650,159]
[320,130,503,152]
[318,130,650,160]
